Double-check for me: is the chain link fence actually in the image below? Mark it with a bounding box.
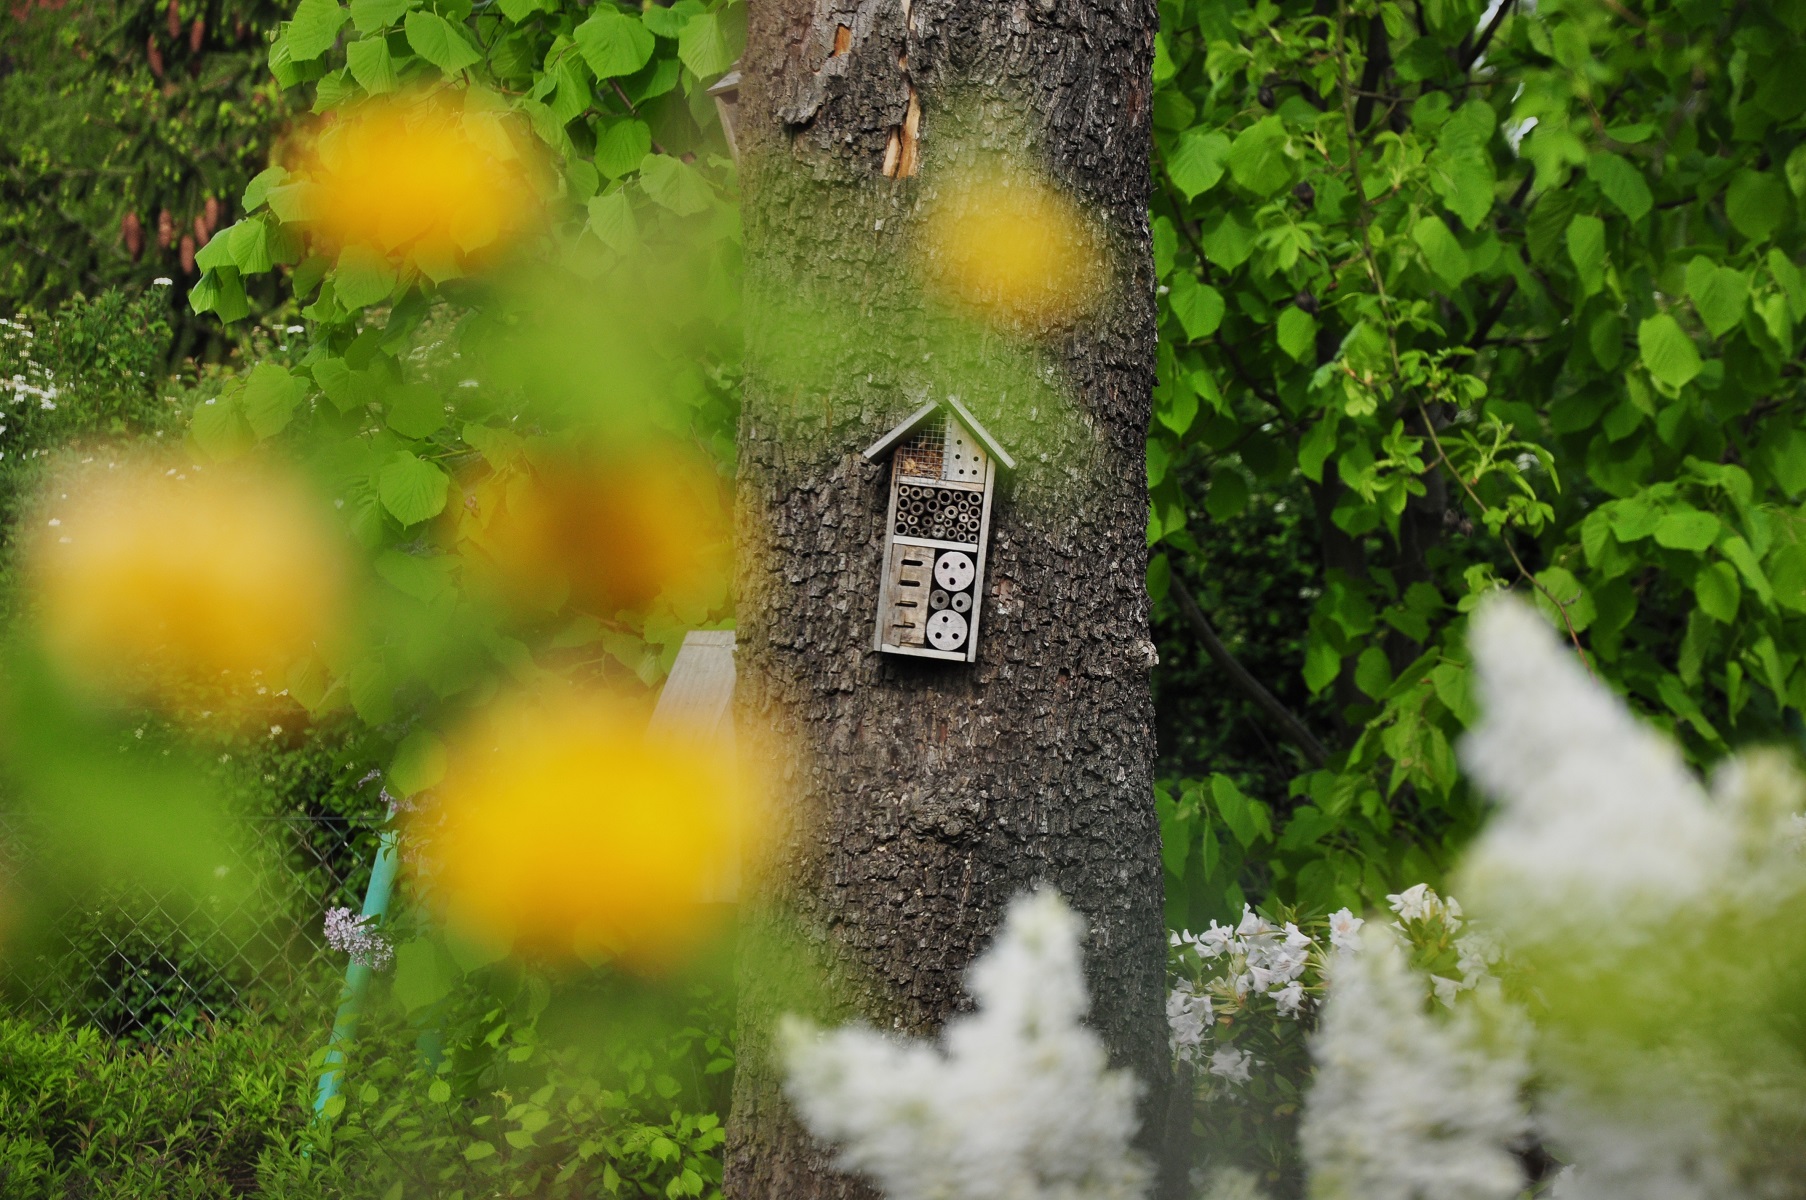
[0,807,385,1041]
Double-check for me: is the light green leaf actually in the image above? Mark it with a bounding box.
[346,36,398,93]
[404,10,479,74]
[1586,152,1652,223]
[1565,214,1605,297]
[190,392,253,460]
[638,153,713,215]
[1412,215,1469,288]
[287,0,349,61]
[677,10,739,77]
[1155,382,1198,436]
[1637,313,1702,388]
[1199,211,1254,270]
[596,120,652,179]
[335,244,398,310]
[1694,560,1740,623]
[1209,774,1269,848]
[1533,566,1595,632]
[1166,129,1231,200]
[375,549,454,602]
[1726,169,1790,243]
[349,0,412,33]
[1688,260,1749,338]
[242,363,306,439]
[242,166,289,213]
[574,8,654,79]
[379,451,450,526]
[641,0,704,37]
[390,729,447,795]
[587,188,638,252]
[393,939,456,1012]
[1168,275,1224,340]
[1653,508,1722,551]
[1226,116,1293,197]
[385,382,446,438]
[348,660,396,725]
[1276,306,1317,361]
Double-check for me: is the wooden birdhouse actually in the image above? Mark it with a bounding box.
[862,397,1016,662]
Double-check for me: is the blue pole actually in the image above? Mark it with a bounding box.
[313,830,400,1116]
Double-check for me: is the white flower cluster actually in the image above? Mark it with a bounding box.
[1,315,60,416]
[1301,924,1530,1200]
[782,889,1148,1200]
[1455,597,1737,948]
[323,906,393,970]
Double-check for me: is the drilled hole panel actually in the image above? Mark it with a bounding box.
[892,483,983,541]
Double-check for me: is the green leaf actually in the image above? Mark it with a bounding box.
[1687,259,1749,338]
[1199,211,1254,270]
[1276,305,1317,361]
[574,8,654,79]
[1726,170,1790,243]
[1226,116,1293,197]
[1412,215,1469,288]
[1209,774,1269,848]
[349,0,413,33]
[641,0,703,36]
[385,382,446,438]
[1694,560,1740,623]
[587,189,638,252]
[404,10,479,74]
[1637,313,1702,388]
[428,1079,453,1103]
[1532,566,1594,632]
[638,154,713,215]
[596,120,652,180]
[1165,129,1231,200]
[379,452,450,526]
[190,392,253,460]
[1586,152,1652,223]
[287,0,349,61]
[242,166,289,213]
[346,36,398,94]
[393,940,456,1012]
[347,660,395,725]
[1205,465,1248,520]
[1565,214,1605,297]
[1652,508,1721,551]
[375,549,454,601]
[1168,275,1224,339]
[1155,383,1198,436]
[335,244,398,310]
[390,730,447,795]
[677,10,739,77]
[242,363,306,439]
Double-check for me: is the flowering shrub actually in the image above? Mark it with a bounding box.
[784,890,1149,1200]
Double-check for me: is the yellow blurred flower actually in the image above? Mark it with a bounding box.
[292,90,542,277]
[457,444,731,621]
[922,167,1107,329]
[415,688,756,969]
[26,458,346,709]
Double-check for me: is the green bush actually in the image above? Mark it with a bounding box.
[0,1017,310,1198]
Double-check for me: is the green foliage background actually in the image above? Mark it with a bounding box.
[0,0,297,359]
[9,0,1806,1192]
[1147,0,1806,934]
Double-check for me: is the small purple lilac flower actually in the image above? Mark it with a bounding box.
[323,906,393,970]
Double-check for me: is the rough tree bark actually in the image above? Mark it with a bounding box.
[727,1,1169,1196]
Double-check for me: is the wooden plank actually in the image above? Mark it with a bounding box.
[860,399,942,462]
[649,629,738,902]
[966,458,997,661]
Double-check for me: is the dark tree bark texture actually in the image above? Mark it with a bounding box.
[728,1,1169,1196]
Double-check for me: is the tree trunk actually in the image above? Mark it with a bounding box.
[726,1,1168,1196]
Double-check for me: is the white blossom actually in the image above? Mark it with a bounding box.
[1273,981,1306,1018]
[1538,1084,1743,1200]
[782,888,1148,1200]
[1455,597,1735,944]
[1327,908,1365,951]
[1207,1047,1254,1085]
[1168,982,1214,1055]
[1301,925,1529,1200]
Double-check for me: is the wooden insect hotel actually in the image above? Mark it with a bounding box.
[862,397,1016,662]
